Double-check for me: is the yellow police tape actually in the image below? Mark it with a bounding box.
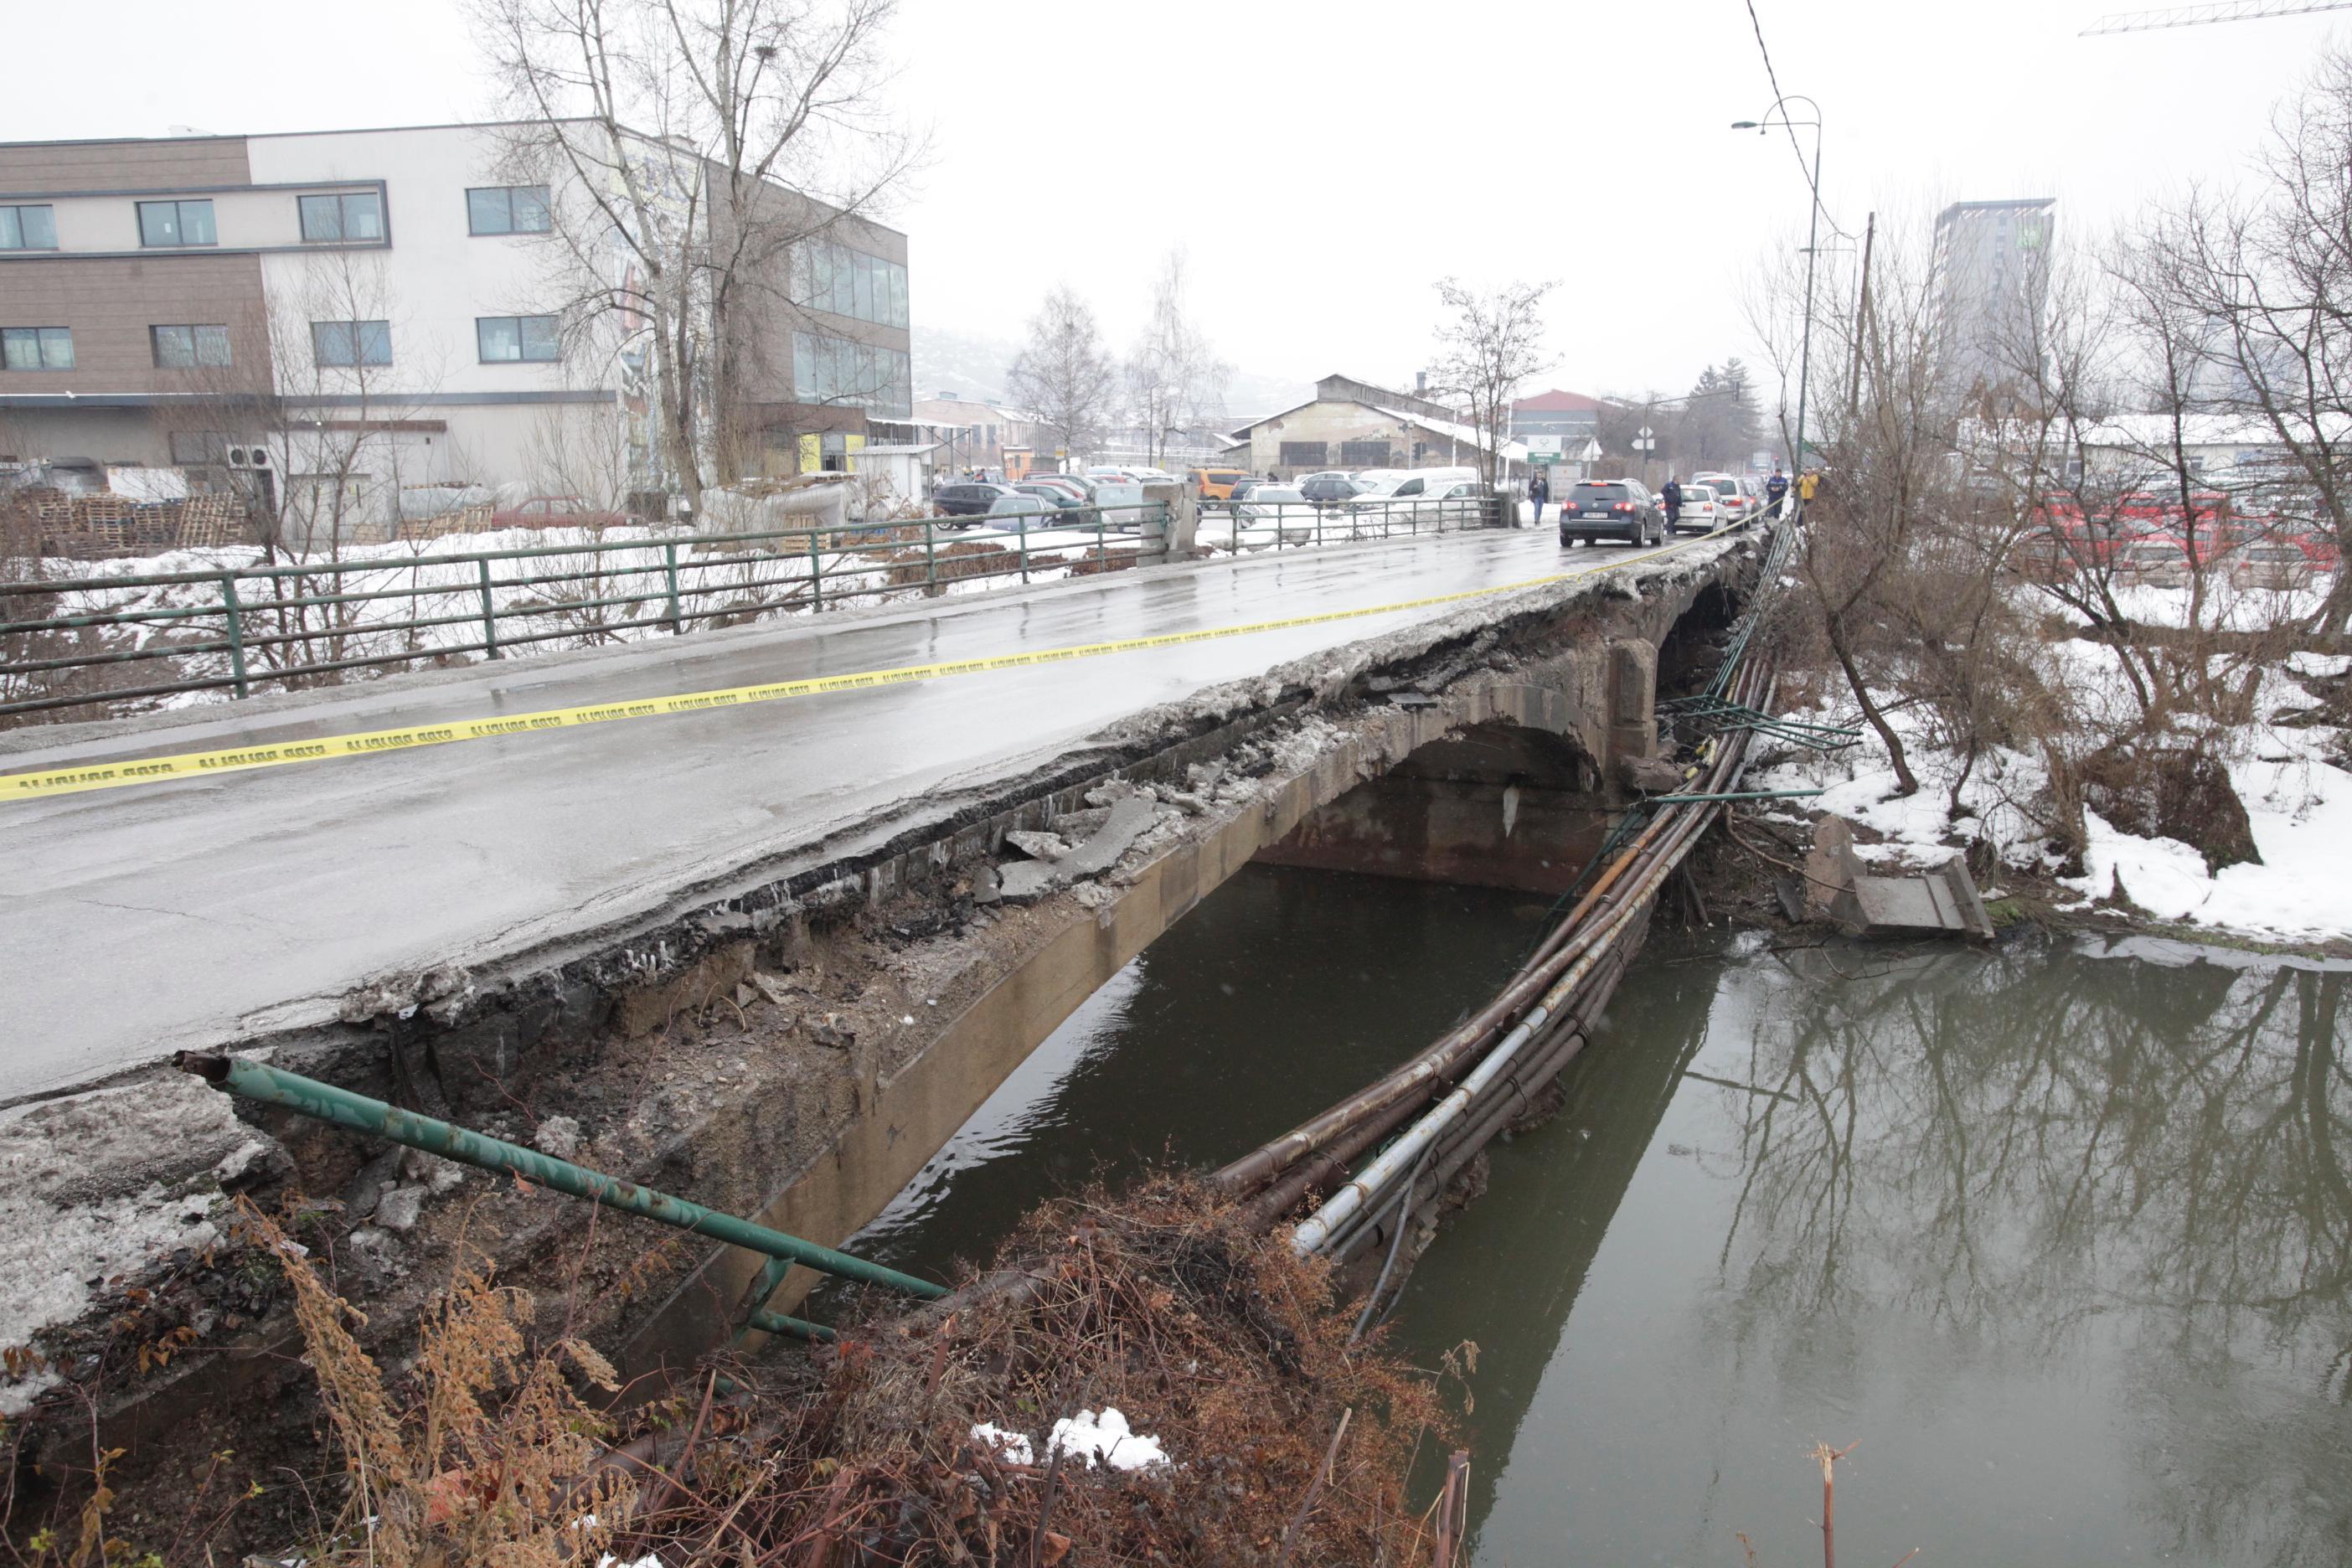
[3,531,1718,802]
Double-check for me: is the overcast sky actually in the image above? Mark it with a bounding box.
[8,0,2339,410]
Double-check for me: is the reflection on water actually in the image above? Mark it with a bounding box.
[835,864,2352,1567]
[837,864,1542,1283]
[1397,934,2351,1567]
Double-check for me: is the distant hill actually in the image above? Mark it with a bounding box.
[912,321,1312,427]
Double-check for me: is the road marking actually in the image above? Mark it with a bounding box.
[3,530,1727,802]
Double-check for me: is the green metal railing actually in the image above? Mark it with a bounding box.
[1204,492,1515,553]
[0,503,1170,720]
[176,1050,944,1340]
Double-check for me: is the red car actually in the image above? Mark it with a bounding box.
[491,495,632,530]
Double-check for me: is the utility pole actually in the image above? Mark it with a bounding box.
[1845,209,1876,430]
[1733,97,1826,475]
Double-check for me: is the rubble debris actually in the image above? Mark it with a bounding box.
[1805,816,1995,938]
[532,1116,583,1161]
[1616,755,1688,793]
[998,794,1161,902]
[1003,829,1071,861]
[374,1185,427,1233]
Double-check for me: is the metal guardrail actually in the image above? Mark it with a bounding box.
[1199,493,1514,552]
[0,503,1169,719]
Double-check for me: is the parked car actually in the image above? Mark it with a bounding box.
[935,481,1019,518]
[1344,467,1478,511]
[984,493,1055,528]
[2112,538,2192,589]
[1190,467,1251,503]
[1236,483,1306,524]
[1675,483,1722,534]
[1299,472,1374,508]
[1560,478,1666,547]
[1692,472,1758,523]
[1013,482,1085,511]
[2279,522,2342,571]
[491,494,631,530]
[1024,473,1093,503]
[2231,541,2315,591]
[1086,479,1148,527]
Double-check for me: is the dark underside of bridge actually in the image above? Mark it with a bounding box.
[1256,579,1742,895]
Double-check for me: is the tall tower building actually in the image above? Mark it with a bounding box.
[1932,198,2055,402]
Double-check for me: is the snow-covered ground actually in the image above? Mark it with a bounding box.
[1751,640,2352,946]
[2034,572,2337,632]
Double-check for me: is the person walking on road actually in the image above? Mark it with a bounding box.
[1529,468,1549,524]
[1660,474,1683,533]
[1765,467,1790,514]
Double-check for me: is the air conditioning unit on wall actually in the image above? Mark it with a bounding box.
[224,445,274,470]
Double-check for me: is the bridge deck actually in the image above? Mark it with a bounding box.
[0,528,1703,1103]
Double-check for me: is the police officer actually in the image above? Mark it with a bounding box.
[1660,474,1683,532]
[1765,467,1790,513]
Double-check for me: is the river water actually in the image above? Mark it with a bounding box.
[839,864,2352,1567]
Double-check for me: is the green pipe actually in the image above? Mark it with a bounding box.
[219,575,250,699]
[175,1052,946,1300]
[748,1310,838,1343]
[1649,788,1827,803]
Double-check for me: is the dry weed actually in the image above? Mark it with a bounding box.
[250,1203,632,1568]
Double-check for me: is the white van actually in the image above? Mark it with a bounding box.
[1346,467,1478,508]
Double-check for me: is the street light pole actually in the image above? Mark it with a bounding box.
[1734,96,1825,472]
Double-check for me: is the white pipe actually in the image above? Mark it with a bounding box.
[1292,667,1770,1257]
[1292,888,1654,1256]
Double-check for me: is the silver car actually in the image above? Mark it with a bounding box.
[1694,472,1759,523]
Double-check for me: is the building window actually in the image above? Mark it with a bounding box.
[169,430,232,465]
[137,199,217,248]
[151,323,234,368]
[477,315,561,363]
[298,191,384,243]
[312,319,392,368]
[0,205,57,250]
[790,329,910,418]
[792,239,909,329]
[1278,441,1328,468]
[1,327,74,370]
[1338,441,1392,467]
[467,186,552,235]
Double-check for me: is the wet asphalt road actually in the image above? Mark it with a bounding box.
[0,529,1687,1102]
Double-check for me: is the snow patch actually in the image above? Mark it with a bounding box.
[1757,635,2352,942]
[0,1073,264,1407]
[970,1422,1034,1464]
[1048,1407,1168,1471]
[969,1408,1169,1472]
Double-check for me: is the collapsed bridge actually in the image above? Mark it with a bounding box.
[0,517,1778,1462]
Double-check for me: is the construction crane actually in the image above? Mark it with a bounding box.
[2083,0,2352,34]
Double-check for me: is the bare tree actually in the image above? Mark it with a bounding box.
[1005,284,1117,469]
[1125,250,1229,468]
[2147,44,2352,637]
[1429,277,1555,492]
[470,0,921,506]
